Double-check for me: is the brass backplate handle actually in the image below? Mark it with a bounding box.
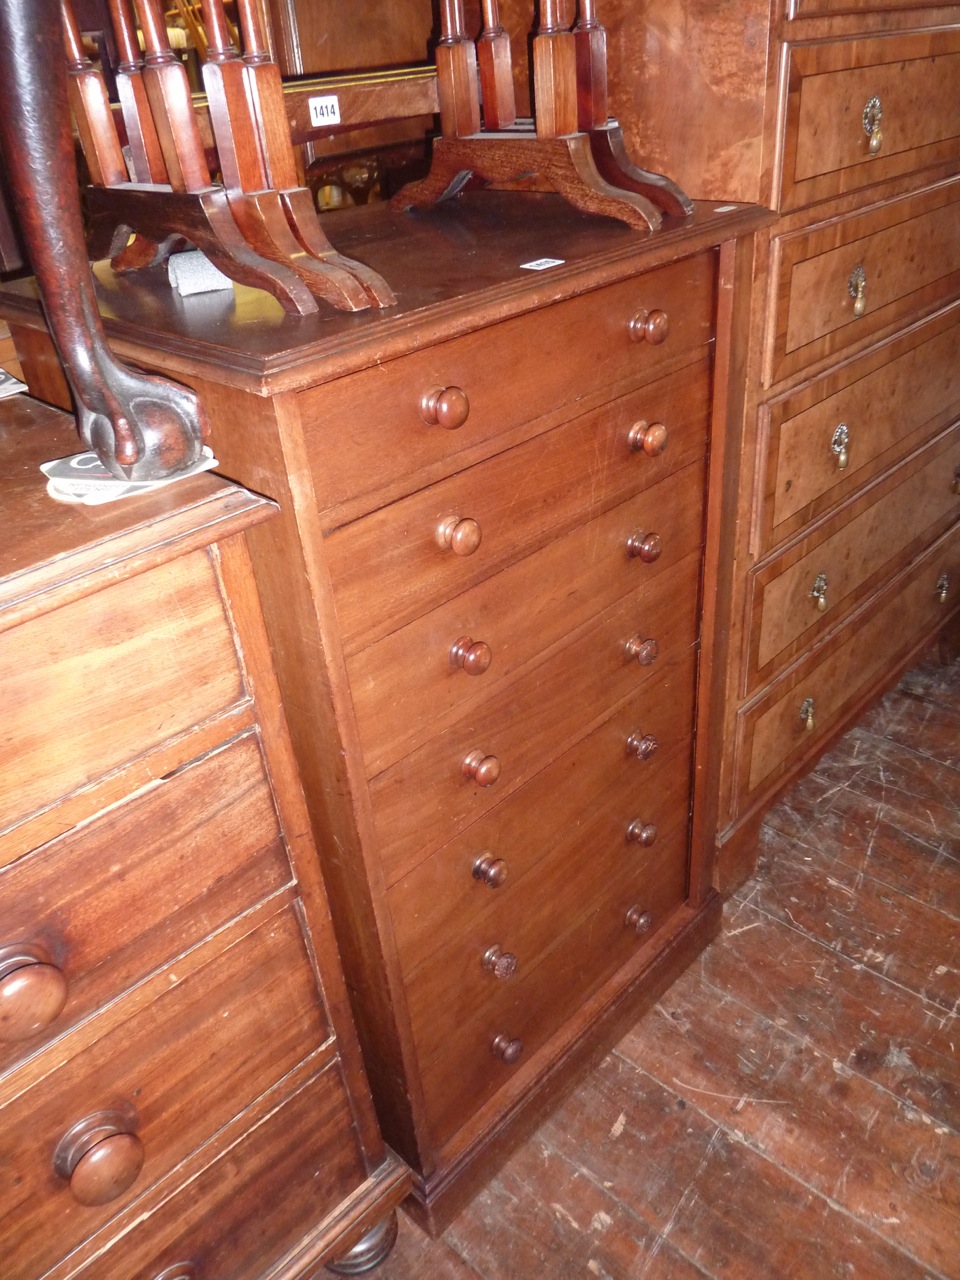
[831,423,849,471]
[862,95,883,155]
[848,264,867,317]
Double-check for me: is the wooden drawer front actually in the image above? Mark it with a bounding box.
[782,32,960,211]
[0,733,292,1074]
[740,524,960,806]
[759,305,960,552]
[369,553,702,886]
[350,459,706,777]
[326,356,712,655]
[405,778,691,1073]
[302,253,716,521]
[0,904,327,1280]
[420,829,689,1149]
[770,178,960,385]
[388,650,699,972]
[0,549,246,836]
[67,1065,366,1280]
[749,428,960,687]
[791,0,951,16]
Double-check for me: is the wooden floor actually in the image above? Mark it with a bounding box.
[375,650,960,1279]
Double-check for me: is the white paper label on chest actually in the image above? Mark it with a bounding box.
[308,95,342,127]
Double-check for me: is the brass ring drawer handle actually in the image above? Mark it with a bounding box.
[863,95,883,155]
[628,420,668,456]
[628,308,669,345]
[482,945,518,979]
[625,906,654,934]
[811,573,828,613]
[0,944,68,1042]
[152,1268,198,1280]
[473,854,508,887]
[848,265,867,318]
[450,635,492,675]
[420,385,470,429]
[436,515,482,556]
[54,1109,144,1206]
[831,423,849,471]
[799,696,816,733]
[936,572,950,605]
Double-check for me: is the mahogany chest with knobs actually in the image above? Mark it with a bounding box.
[0,191,771,1230]
[605,0,960,888]
[0,396,408,1278]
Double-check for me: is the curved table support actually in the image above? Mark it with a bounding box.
[0,0,208,479]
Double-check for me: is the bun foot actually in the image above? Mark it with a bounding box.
[326,1213,400,1275]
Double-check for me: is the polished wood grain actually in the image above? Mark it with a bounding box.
[367,649,959,1280]
[781,30,960,210]
[757,303,960,551]
[325,357,711,653]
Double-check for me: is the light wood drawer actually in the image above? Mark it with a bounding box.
[0,733,291,1074]
[747,427,960,689]
[737,524,960,808]
[0,549,246,837]
[369,553,702,885]
[326,355,712,654]
[301,253,716,521]
[0,903,327,1280]
[404,783,691,1073]
[756,303,960,552]
[781,31,960,211]
[65,1064,367,1280]
[419,829,688,1149]
[387,649,699,971]
[769,177,960,385]
[349,459,706,776]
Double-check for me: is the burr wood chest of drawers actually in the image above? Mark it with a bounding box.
[611,1,960,888]
[0,193,770,1229]
[0,397,408,1279]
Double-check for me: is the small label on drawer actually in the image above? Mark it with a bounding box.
[308,94,341,127]
[519,257,565,271]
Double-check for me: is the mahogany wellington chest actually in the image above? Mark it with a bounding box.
[0,397,408,1278]
[609,0,960,888]
[0,193,770,1229]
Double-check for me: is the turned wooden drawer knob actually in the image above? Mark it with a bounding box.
[625,635,659,665]
[628,420,668,457]
[936,572,950,605]
[627,820,657,846]
[491,1033,523,1063]
[450,635,492,675]
[628,308,669,345]
[0,945,68,1042]
[436,515,482,556]
[482,945,518,979]
[810,572,828,613]
[848,264,867,318]
[54,1109,144,1206]
[462,749,501,786]
[625,906,654,934]
[420,385,470,429]
[626,732,659,760]
[473,854,508,887]
[626,530,662,563]
[799,696,816,733]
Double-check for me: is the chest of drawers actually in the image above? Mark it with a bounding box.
[0,397,407,1278]
[611,1,960,888]
[0,193,769,1229]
